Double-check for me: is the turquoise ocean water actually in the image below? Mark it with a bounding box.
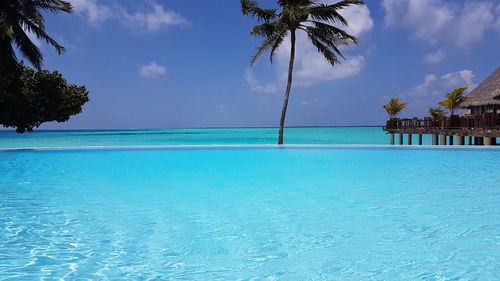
[1,128,499,280]
[0,127,432,148]
[1,147,499,280]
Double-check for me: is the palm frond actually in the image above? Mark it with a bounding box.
[326,0,365,10]
[11,24,43,69]
[241,0,277,22]
[251,22,281,38]
[306,31,340,65]
[0,37,18,70]
[308,0,364,25]
[250,29,287,66]
[0,0,72,69]
[20,18,65,54]
[278,0,315,7]
[309,21,358,44]
[27,0,73,13]
[269,30,287,64]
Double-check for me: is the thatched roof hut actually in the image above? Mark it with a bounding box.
[461,67,500,107]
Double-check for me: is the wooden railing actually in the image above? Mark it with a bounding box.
[385,115,500,130]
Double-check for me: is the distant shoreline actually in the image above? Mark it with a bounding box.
[0,125,384,132]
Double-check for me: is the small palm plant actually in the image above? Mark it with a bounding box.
[429,107,447,119]
[383,98,407,120]
[241,0,364,144]
[0,0,73,70]
[438,87,468,116]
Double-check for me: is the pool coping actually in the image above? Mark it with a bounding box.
[1,144,500,151]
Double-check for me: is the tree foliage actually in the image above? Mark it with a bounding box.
[0,63,89,133]
[438,87,469,116]
[241,0,363,66]
[241,0,364,144]
[383,98,407,119]
[0,0,72,70]
[429,107,447,118]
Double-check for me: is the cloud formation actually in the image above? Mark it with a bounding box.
[121,4,190,32]
[69,0,189,31]
[423,49,446,64]
[140,62,166,78]
[382,0,500,48]
[409,70,477,97]
[244,69,278,94]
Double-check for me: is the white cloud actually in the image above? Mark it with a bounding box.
[495,4,500,31]
[423,49,446,64]
[455,1,497,47]
[381,0,500,48]
[120,4,190,32]
[246,1,373,92]
[410,70,477,97]
[245,69,278,94]
[69,0,112,24]
[140,62,166,78]
[335,4,374,37]
[300,98,325,107]
[294,53,365,87]
[68,0,189,31]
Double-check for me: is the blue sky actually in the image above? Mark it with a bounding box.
[30,0,500,129]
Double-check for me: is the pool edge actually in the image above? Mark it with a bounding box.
[1,144,500,151]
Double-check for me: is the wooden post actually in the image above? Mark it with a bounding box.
[408,134,412,145]
[440,135,447,145]
[418,134,423,145]
[399,133,404,145]
[485,137,492,146]
[457,136,465,145]
[449,135,454,145]
[432,134,438,145]
[390,133,395,145]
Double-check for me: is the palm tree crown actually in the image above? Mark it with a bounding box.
[429,107,447,118]
[438,87,469,116]
[241,0,364,144]
[0,0,72,70]
[383,98,407,120]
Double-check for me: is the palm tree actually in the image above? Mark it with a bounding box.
[241,0,364,144]
[383,98,407,120]
[429,107,447,118]
[0,0,72,70]
[438,87,469,116]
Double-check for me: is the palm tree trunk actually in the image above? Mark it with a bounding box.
[278,29,296,145]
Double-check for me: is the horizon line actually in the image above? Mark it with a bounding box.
[0,125,384,132]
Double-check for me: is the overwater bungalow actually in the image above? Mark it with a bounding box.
[384,67,500,146]
[461,67,500,116]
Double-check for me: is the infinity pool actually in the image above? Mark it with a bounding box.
[1,147,499,280]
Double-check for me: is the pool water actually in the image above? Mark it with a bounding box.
[1,147,499,280]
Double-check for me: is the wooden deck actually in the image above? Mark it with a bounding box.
[383,115,500,137]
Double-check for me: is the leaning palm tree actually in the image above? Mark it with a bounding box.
[383,98,407,120]
[241,0,364,144]
[0,0,72,70]
[438,87,469,116]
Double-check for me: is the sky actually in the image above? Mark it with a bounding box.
[26,0,500,129]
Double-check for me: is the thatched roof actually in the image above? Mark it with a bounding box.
[461,67,500,107]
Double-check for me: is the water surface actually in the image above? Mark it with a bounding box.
[1,147,499,280]
[0,127,410,148]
